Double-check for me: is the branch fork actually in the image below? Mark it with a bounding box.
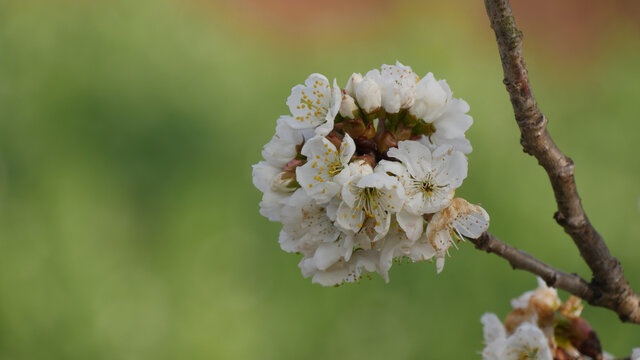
[480,0,640,324]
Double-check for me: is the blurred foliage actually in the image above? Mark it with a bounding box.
[0,0,638,359]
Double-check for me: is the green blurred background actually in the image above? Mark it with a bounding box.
[0,0,638,358]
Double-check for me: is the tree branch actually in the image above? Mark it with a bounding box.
[482,0,640,323]
[469,232,593,299]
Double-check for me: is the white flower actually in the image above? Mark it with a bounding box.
[296,134,355,204]
[631,348,640,360]
[286,73,341,136]
[380,141,467,240]
[425,198,489,273]
[299,249,379,286]
[255,63,487,285]
[279,189,342,257]
[481,314,553,360]
[253,119,306,221]
[336,173,405,240]
[409,72,473,154]
[261,117,304,169]
[373,61,420,114]
[345,73,363,98]
[355,76,382,114]
[418,97,473,154]
[252,161,294,222]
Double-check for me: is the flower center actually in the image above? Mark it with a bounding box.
[300,97,327,118]
[327,160,344,177]
[517,347,540,360]
[421,180,435,196]
[409,173,447,198]
[352,187,395,228]
[357,187,382,218]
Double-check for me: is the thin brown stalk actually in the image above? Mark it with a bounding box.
[481,0,640,323]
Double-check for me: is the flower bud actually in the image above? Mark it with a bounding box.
[345,73,363,98]
[355,78,381,114]
[504,308,535,334]
[409,73,450,121]
[342,117,366,138]
[325,131,343,150]
[348,158,374,175]
[568,317,602,360]
[529,286,561,321]
[380,81,402,114]
[354,137,376,155]
[271,171,298,192]
[376,130,398,154]
[339,94,359,119]
[560,296,584,318]
[283,158,304,172]
[395,122,413,141]
[362,122,376,140]
[553,348,576,360]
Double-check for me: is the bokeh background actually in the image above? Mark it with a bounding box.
[0,0,639,358]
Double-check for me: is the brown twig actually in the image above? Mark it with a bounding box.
[468,232,593,299]
[481,0,640,323]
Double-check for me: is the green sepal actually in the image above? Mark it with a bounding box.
[386,112,400,132]
[286,180,301,189]
[412,119,436,137]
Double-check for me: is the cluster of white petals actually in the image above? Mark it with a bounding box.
[481,314,553,360]
[481,279,559,360]
[480,278,631,360]
[253,63,489,286]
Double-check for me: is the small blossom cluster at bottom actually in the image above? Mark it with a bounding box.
[253,62,489,286]
[480,278,629,360]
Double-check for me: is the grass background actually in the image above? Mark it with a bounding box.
[0,0,638,358]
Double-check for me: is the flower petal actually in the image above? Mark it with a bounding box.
[252,161,279,193]
[336,201,365,233]
[387,140,431,179]
[481,313,507,344]
[435,256,446,274]
[408,242,436,263]
[373,213,391,240]
[312,243,343,271]
[452,204,490,238]
[396,210,424,241]
[339,133,356,164]
[432,146,468,188]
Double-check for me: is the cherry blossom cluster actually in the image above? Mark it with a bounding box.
[481,278,616,360]
[252,62,489,286]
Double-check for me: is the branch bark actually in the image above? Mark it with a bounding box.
[482,0,640,323]
[469,232,593,300]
